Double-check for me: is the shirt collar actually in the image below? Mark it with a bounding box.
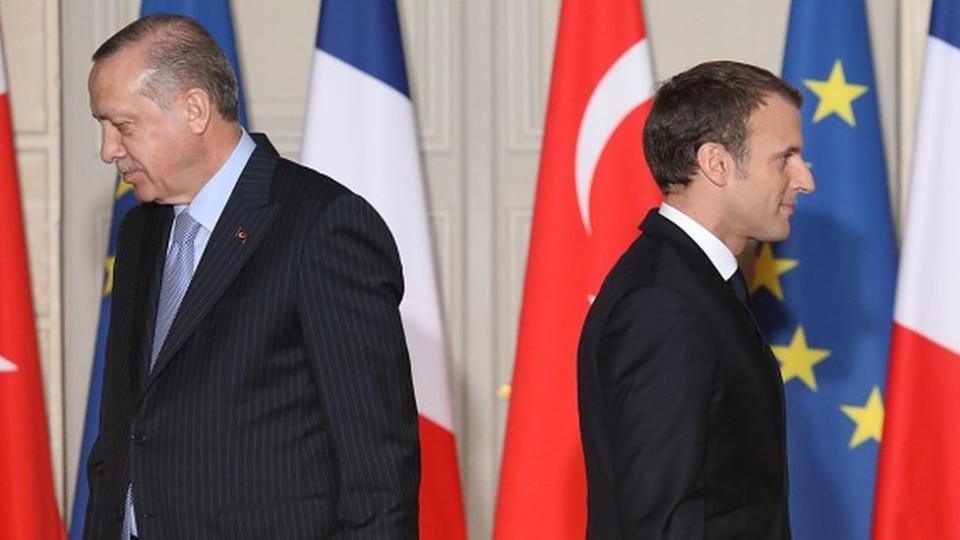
[658,202,739,280]
[176,128,256,231]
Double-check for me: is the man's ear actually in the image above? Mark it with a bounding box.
[696,142,733,187]
[182,88,212,135]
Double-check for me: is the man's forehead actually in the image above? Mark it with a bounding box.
[89,64,150,120]
[91,49,150,93]
[747,95,800,127]
[92,42,150,78]
[744,95,802,146]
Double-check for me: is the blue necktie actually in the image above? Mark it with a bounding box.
[150,210,202,368]
[122,210,201,539]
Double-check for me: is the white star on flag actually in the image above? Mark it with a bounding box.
[0,354,16,372]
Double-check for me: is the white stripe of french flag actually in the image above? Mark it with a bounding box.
[299,2,466,539]
[874,0,960,537]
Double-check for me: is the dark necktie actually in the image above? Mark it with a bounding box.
[729,268,750,306]
[729,268,773,353]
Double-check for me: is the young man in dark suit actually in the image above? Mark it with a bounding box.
[578,61,815,539]
[84,14,419,539]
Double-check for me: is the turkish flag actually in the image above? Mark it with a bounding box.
[493,0,660,538]
[0,29,66,540]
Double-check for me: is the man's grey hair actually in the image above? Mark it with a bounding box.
[93,13,239,122]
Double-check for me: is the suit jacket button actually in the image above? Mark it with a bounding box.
[131,431,147,443]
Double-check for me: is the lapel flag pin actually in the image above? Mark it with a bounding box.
[235,227,248,244]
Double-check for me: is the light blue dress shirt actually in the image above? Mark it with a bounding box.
[168,129,256,267]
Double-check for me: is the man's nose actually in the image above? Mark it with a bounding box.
[795,163,815,195]
[99,126,125,164]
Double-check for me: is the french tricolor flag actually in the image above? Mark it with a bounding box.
[300,1,466,538]
[873,0,960,537]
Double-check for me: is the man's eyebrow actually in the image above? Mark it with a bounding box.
[776,146,802,158]
[92,112,133,123]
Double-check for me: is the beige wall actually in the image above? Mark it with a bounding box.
[0,0,924,536]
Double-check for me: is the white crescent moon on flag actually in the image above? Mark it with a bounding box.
[575,40,654,234]
[0,354,16,373]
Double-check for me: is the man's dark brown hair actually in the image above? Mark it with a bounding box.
[643,60,802,193]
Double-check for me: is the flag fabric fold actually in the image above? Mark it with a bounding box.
[0,26,67,540]
[874,0,960,537]
[300,2,466,539]
[751,1,897,538]
[493,0,660,537]
[69,2,247,537]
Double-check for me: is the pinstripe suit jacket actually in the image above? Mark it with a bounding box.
[83,134,420,539]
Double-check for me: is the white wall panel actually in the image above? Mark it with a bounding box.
[899,0,933,232]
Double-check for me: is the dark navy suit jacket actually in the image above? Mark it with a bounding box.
[84,134,419,539]
[578,209,790,540]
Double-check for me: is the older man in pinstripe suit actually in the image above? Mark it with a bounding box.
[83,14,419,539]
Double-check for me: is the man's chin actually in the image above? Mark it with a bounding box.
[779,221,792,240]
[130,185,156,203]
[753,225,791,243]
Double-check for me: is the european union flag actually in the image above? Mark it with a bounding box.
[751,1,897,538]
[68,2,247,537]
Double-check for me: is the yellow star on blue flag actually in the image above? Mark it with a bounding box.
[841,386,884,449]
[804,59,869,125]
[751,242,799,301]
[772,326,831,391]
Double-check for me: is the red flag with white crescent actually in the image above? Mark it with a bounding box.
[494,0,660,537]
[0,27,67,540]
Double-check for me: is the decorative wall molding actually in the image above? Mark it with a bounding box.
[502,0,557,152]
[401,0,457,153]
[897,0,933,234]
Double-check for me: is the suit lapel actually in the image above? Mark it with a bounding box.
[131,204,174,392]
[642,209,788,459]
[146,135,279,386]
[641,210,772,347]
